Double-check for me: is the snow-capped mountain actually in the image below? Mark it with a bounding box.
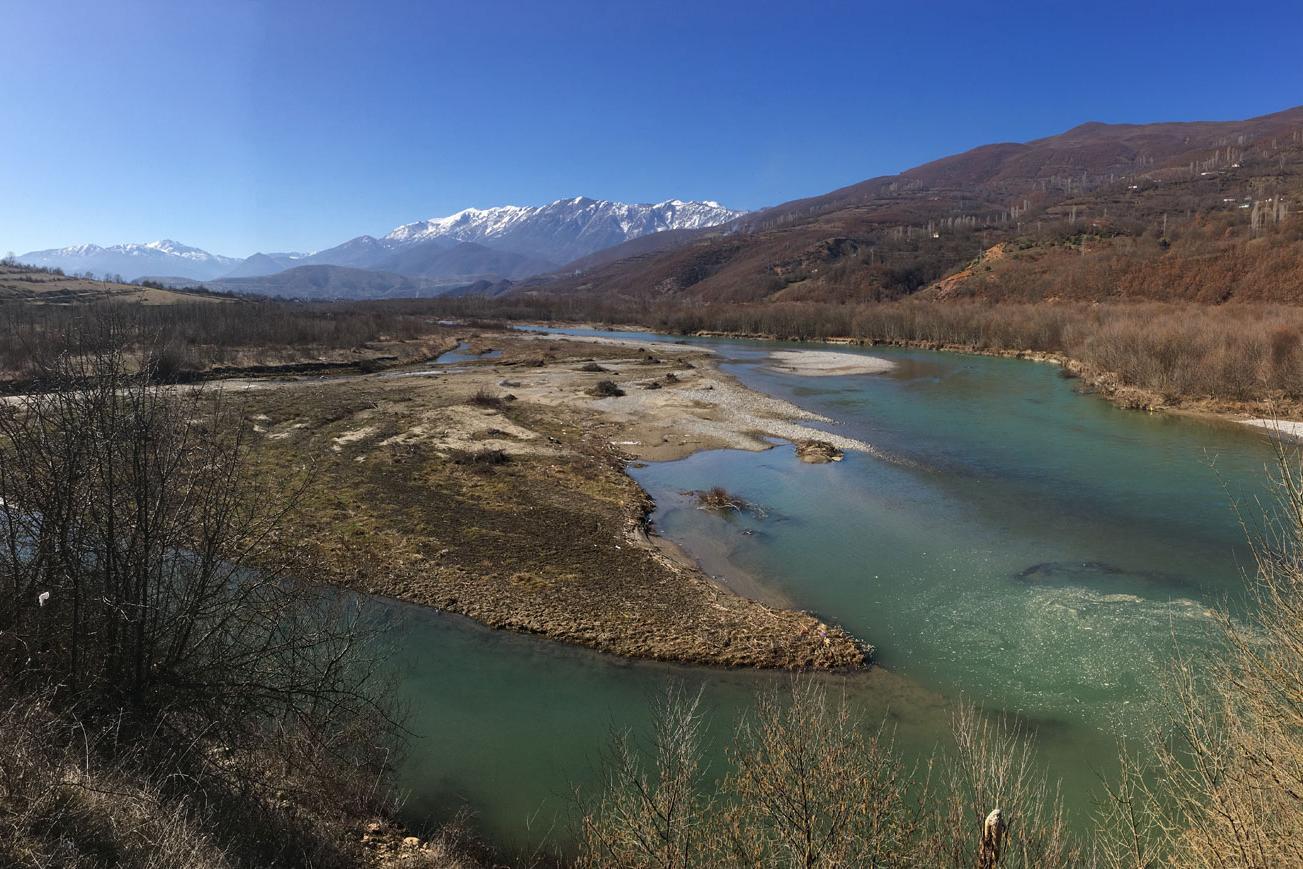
[19,196,744,287]
[18,240,240,282]
[382,196,744,265]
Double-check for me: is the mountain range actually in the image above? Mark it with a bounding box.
[16,198,744,293]
[17,240,243,282]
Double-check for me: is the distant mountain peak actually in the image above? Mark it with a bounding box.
[380,196,744,264]
[20,195,742,286]
[18,239,239,281]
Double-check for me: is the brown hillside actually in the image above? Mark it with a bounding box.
[0,261,223,305]
[527,106,1303,304]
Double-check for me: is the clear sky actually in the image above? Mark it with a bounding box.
[6,0,1302,257]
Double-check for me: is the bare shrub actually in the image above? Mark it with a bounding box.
[577,686,715,868]
[456,448,510,467]
[580,682,1080,867]
[590,379,625,398]
[0,326,403,867]
[916,701,1077,868]
[0,694,232,869]
[691,486,764,517]
[468,387,505,408]
[720,681,920,867]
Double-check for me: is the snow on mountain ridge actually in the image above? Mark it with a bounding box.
[17,239,242,282]
[19,196,743,283]
[35,239,233,263]
[382,197,744,255]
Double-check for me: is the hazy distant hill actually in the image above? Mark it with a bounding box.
[17,240,239,282]
[529,106,1303,304]
[293,235,426,270]
[204,264,469,300]
[221,252,307,278]
[0,260,220,305]
[376,239,555,280]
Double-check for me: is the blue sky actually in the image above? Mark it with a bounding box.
[6,0,1302,257]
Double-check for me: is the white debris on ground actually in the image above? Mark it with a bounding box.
[331,425,378,450]
[767,349,895,376]
[671,383,875,454]
[1242,418,1303,440]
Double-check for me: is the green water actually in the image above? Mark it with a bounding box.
[387,328,1279,855]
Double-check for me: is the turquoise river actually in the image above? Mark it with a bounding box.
[382,326,1280,855]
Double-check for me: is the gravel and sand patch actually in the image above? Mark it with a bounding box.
[376,405,559,456]
[502,342,879,461]
[1242,418,1303,440]
[331,425,378,450]
[767,349,895,376]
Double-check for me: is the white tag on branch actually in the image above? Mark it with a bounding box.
[37,591,50,607]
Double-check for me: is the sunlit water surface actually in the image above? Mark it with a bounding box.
[384,327,1278,854]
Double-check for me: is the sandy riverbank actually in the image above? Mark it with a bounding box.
[1241,418,1303,440]
[767,349,895,376]
[509,332,878,460]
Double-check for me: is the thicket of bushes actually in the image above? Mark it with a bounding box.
[427,295,1303,406]
[6,279,1303,408]
[0,328,436,867]
[0,300,459,381]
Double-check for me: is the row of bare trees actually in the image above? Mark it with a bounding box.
[429,294,1303,404]
[0,325,401,866]
[577,686,1072,868]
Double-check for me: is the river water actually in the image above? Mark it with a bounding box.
[385,327,1278,855]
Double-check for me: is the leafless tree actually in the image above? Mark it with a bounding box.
[577,685,716,868]
[720,680,921,868]
[0,322,395,813]
[913,700,1077,868]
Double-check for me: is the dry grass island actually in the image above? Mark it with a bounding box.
[237,327,875,670]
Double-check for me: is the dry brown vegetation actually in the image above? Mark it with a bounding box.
[438,294,1303,412]
[0,331,470,868]
[589,378,626,397]
[578,684,1075,868]
[0,259,221,305]
[534,108,1303,306]
[692,486,764,517]
[922,220,1303,304]
[0,299,463,384]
